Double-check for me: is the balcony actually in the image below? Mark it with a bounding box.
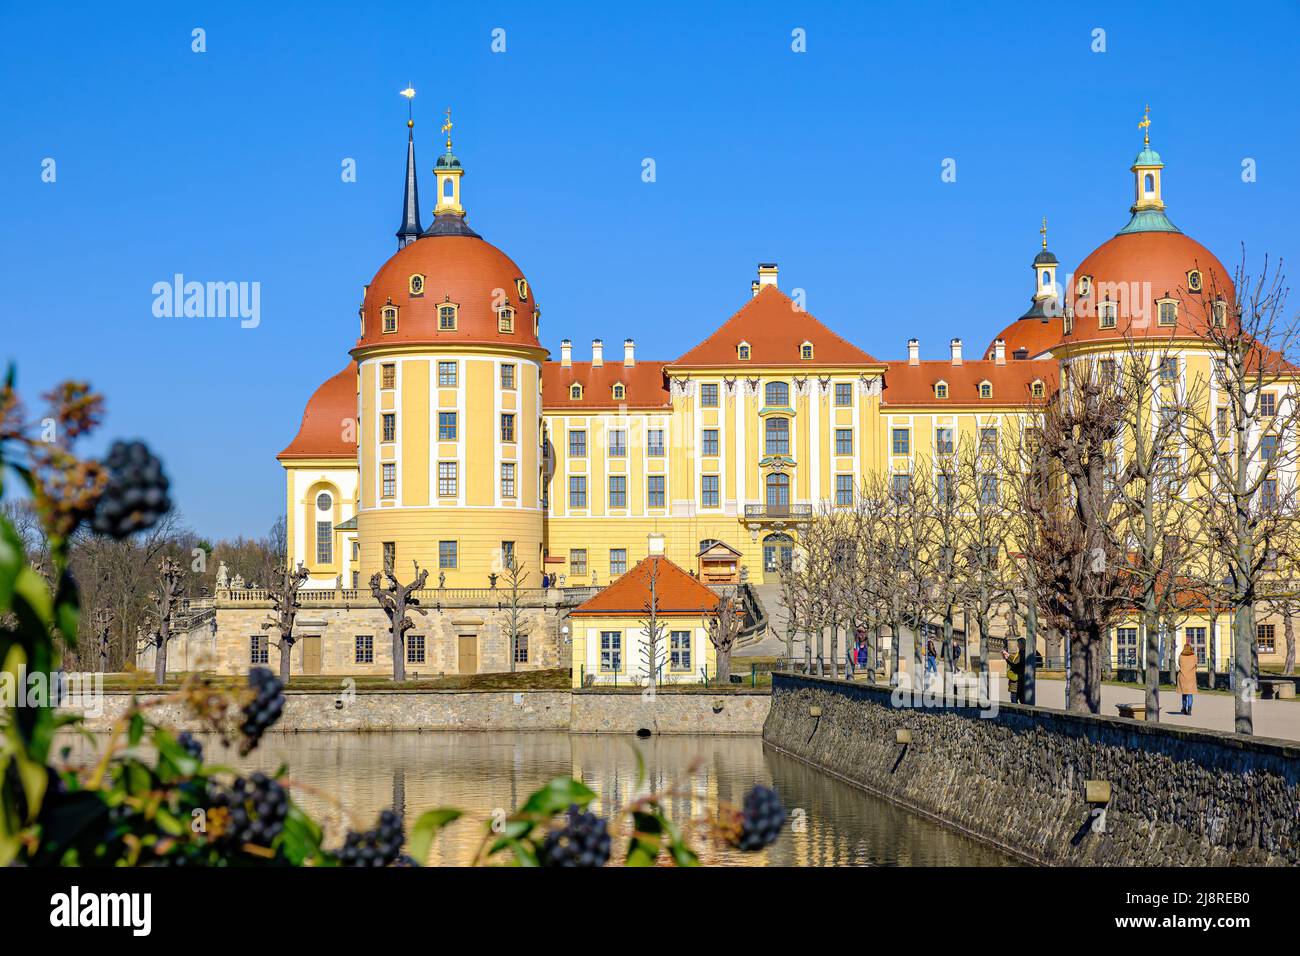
[743,502,813,522]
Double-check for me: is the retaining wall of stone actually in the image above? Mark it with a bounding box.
[763,673,1299,866]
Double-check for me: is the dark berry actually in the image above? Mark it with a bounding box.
[208,774,289,853]
[240,668,284,754]
[91,440,171,539]
[732,785,785,851]
[335,807,405,867]
[538,805,611,868]
[177,731,203,761]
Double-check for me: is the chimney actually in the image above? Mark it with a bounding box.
[647,532,665,556]
[751,280,761,298]
[950,338,963,366]
[560,339,572,368]
[591,339,604,368]
[757,263,779,291]
[993,339,1006,366]
[623,338,636,367]
[907,338,920,366]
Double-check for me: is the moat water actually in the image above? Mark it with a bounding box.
[214,732,1012,866]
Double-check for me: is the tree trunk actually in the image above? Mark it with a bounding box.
[279,636,294,685]
[816,625,825,677]
[1232,605,1254,734]
[716,646,732,684]
[154,630,168,684]
[1143,611,1161,722]
[803,624,811,674]
[1066,622,1103,714]
[1284,608,1296,677]
[1022,598,1038,705]
[829,620,838,680]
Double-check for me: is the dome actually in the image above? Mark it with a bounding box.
[1133,146,1163,166]
[985,313,1063,361]
[1033,250,1058,265]
[279,363,359,459]
[1064,231,1235,345]
[356,234,542,351]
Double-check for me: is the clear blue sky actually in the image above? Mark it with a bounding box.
[3,1,1297,539]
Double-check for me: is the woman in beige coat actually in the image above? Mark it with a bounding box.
[1176,642,1198,715]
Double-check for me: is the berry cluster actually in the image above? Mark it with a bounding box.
[90,440,171,540]
[538,805,611,868]
[336,808,405,867]
[177,731,203,761]
[731,785,786,852]
[240,667,284,754]
[208,772,289,850]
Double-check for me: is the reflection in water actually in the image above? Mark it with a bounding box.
[232,733,1013,866]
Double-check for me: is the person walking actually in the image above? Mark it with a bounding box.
[1176,641,1198,715]
[925,638,938,686]
[1001,638,1025,704]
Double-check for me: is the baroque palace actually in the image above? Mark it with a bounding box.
[174,108,1289,682]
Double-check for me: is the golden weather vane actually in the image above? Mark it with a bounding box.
[399,85,416,128]
[1138,104,1151,145]
[1040,216,1048,250]
[441,107,454,151]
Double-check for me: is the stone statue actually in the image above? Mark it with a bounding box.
[489,573,498,589]
[216,561,229,590]
[439,571,446,589]
[231,573,245,590]
[740,564,749,584]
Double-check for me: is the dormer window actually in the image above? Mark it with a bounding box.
[612,382,626,401]
[1077,275,1092,297]
[515,277,530,301]
[569,384,583,400]
[409,274,425,296]
[737,342,751,361]
[438,302,459,331]
[1187,270,1203,292]
[1031,380,1045,399]
[934,381,948,400]
[498,307,515,333]
[1157,298,1178,327]
[978,381,992,399]
[799,341,814,360]
[1099,299,1117,330]
[382,306,398,334]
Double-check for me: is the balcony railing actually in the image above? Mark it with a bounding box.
[743,503,813,521]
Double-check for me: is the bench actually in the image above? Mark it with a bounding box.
[1116,702,1147,720]
[1260,679,1296,700]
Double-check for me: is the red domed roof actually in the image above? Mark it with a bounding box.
[278,363,358,460]
[984,315,1064,361]
[1064,231,1235,345]
[355,235,542,351]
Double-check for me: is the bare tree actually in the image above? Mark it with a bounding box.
[708,586,742,684]
[638,558,666,690]
[262,562,310,684]
[91,607,112,672]
[149,557,186,682]
[954,437,1013,685]
[500,558,530,672]
[370,561,429,681]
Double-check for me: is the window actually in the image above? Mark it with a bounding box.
[515,277,529,300]
[382,306,398,333]
[569,430,587,457]
[438,461,457,497]
[500,364,515,389]
[316,492,332,511]
[765,417,790,455]
[501,462,516,498]
[1099,300,1117,329]
[935,472,953,504]
[501,541,516,569]
[835,474,853,506]
[800,342,814,360]
[1031,381,1045,398]
[1063,310,1073,335]
[1157,358,1176,384]
[568,476,587,508]
[438,540,458,569]
[935,383,948,400]
[979,474,998,506]
[934,428,953,456]
[891,473,911,499]
[1261,434,1277,461]
[701,474,720,508]
[250,635,268,666]
[1257,624,1276,654]
[1099,359,1117,384]
[836,428,854,455]
[701,429,719,456]
[570,549,588,575]
[600,631,622,672]
[382,542,395,574]
[1217,406,1229,435]
[1078,275,1092,296]
[438,303,458,330]
[647,429,665,456]
[737,343,750,360]
[1261,393,1276,418]
[891,428,910,455]
[1187,270,1202,292]
[979,382,992,399]
[570,384,583,400]
[500,413,516,443]
[382,413,396,443]
[316,520,332,563]
[610,381,626,402]
[1262,478,1278,510]
[700,383,719,407]
[608,475,627,509]
[382,463,396,498]
[381,364,396,389]
[407,635,426,664]
[765,381,789,407]
[765,472,789,511]
[436,361,456,387]
[355,635,374,664]
[834,382,852,406]
[409,274,425,296]
[647,474,665,508]
[670,631,692,671]
[1144,172,1154,194]
[497,307,514,333]
[1116,627,1138,667]
[533,309,540,335]
[609,548,628,576]
[979,427,998,457]
[1158,299,1177,326]
[438,412,458,441]
[608,429,626,457]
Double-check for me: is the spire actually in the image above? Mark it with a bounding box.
[423,105,480,238]
[1119,106,1180,235]
[396,86,422,248]
[1020,218,1059,320]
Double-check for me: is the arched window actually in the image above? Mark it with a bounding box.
[737,343,751,360]
[1041,271,1052,286]
[382,307,398,333]
[1144,173,1154,193]
[612,383,625,400]
[765,417,790,456]
[763,531,794,572]
[765,381,789,406]
[497,307,515,333]
[570,384,583,400]
[438,303,458,330]
[444,178,455,198]
[765,473,790,512]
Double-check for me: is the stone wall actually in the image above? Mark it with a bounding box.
[764,673,1299,866]
[72,690,769,735]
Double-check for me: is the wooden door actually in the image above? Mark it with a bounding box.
[302,635,322,675]
[458,634,478,674]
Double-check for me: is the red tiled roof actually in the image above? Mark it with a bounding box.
[278,364,359,460]
[881,359,1058,407]
[570,556,722,617]
[542,360,670,410]
[984,316,1063,360]
[670,285,877,368]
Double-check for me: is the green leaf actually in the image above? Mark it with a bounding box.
[151,727,199,780]
[518,777,596,819]
[408,808,461,865]
[626,810,665,867]
[127,713,145,747]
[508,838,539,867]
[628,740,647,790]
[280,802,325,866]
